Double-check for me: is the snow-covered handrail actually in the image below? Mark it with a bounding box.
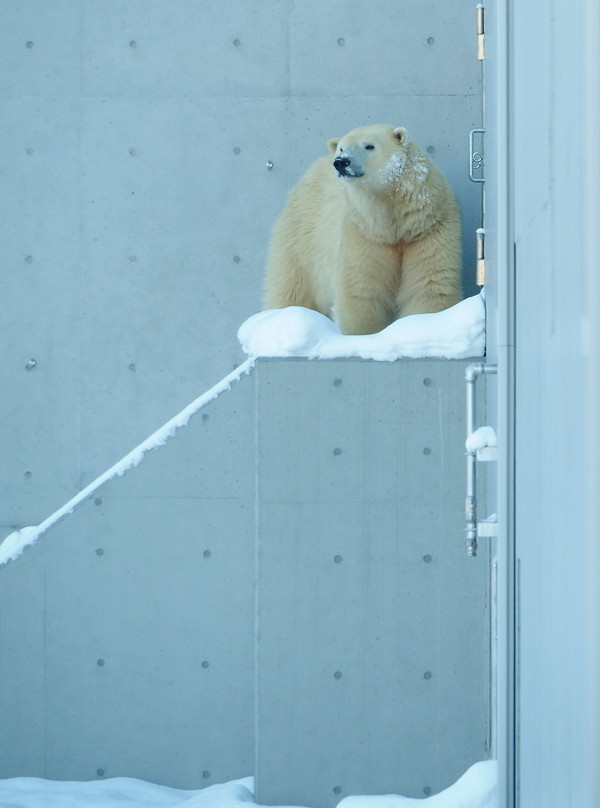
[0,357,256,567]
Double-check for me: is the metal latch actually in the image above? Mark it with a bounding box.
[469,129,485,183]
[477,4,485,60]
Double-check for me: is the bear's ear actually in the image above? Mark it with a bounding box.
[327,138,340,154]
[393,127,409,145]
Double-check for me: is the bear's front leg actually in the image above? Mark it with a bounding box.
[395,221,462,317]
[335,235,398,335]
[335,291,395,335]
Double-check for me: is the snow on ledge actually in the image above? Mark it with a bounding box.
[238,292,485,361]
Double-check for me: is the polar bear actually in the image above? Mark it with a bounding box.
[263,124,462,335]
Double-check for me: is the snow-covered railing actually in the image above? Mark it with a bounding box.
[0,358,256,566]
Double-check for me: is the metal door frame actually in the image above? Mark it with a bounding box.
[479,1,515,806]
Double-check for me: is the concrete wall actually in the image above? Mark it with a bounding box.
[0,2,488,803]
[0,359,489,804]
[0,372,257,788]
[255,360,489,807]
[1,0,482,540]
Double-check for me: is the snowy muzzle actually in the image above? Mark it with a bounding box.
[333,153,364,179]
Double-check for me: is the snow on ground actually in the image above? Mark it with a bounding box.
[0,762,497,808]
[237,292,485,361]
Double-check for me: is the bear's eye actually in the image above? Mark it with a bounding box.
[365,144,375,151]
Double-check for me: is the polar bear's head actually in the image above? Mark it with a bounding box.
[327,125,411,185]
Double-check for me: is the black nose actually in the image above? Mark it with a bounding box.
[334,156,351,174]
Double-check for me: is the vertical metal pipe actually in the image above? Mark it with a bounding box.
[465,363,498,556]
[465,363,483,556]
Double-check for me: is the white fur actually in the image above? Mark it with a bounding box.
[264,124,462,335]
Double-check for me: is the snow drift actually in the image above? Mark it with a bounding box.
[238,292,485,361]
[0,761,497,808]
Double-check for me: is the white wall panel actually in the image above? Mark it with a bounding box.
[508,0,598,805]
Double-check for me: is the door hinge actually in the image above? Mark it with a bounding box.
[477,4,485,60]
[476,228,486,286]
